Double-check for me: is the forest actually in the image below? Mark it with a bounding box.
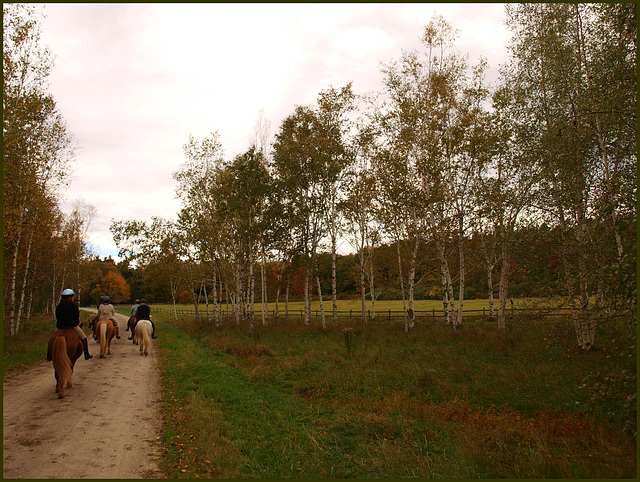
[4,4,637,352]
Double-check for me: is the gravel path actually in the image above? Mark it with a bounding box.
[3,310,163,479]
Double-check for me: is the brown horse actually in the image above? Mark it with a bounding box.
[48,324,84,399]
[126,315,137,342]
[95,319,116,358]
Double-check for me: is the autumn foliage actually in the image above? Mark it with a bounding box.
[90,271,130,304]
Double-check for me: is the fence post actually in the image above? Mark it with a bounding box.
[389,309,391,320]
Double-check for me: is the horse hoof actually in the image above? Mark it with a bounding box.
[100,354,104,358]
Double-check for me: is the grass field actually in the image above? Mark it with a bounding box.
[144,309,636,478]
[146,297,575,320]
[5,306,636,478]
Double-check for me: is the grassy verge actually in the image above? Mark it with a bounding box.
[153,312,637,478]
[3,310,94,373]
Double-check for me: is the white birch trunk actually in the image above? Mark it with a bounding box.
[407,235,419,330]
[359,248,367,324]
[497,249,510,330]
[211,265,220,327]
[249,242,255,336]
[396,238,409,332]
[437,240,450,325]
[234,263,242,325]
[331,235,338,325]
[445,260,456,324]
[487,258,495,317]
[304,267,311,325]
[261,245,267,326]
[285,270,290,320]
[16,230,34,330]
[367,242,376,320]
[202,277,211,322]
[317,272,326,331]
[170,279,179,321]
[455,227,465,329]
[9,227,22,336]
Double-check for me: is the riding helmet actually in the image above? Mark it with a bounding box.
[61,288,75,296]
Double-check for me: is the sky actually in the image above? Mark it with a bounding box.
[36,3,512,260]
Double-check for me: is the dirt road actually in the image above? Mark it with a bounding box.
[3,311,163,479]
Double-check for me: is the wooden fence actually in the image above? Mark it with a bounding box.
[137,305,589,321]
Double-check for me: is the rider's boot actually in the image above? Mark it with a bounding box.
[152,326,157,339]
[81,338,93,360]
[113,320,121,339]
[46,348,52,362]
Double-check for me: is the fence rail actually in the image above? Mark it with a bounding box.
[140,305,606,321]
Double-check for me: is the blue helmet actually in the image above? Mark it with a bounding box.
[102,296,111,302]
[61,289,75,296]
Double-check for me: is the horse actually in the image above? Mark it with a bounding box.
[88,313,99,341]
[134,319,153,356]
[95,319,116,358]
[126,315,137,342]
[48,324,84,399]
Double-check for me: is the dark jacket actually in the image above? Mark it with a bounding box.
[135,304,151,321]
[55,300,80,329]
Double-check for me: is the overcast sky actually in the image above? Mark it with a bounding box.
[37,3,512,260]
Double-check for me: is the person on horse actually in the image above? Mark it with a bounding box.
[90,297,103,334]
[47,288,93,361]
[131,298,157,339]
[97,296,121,339]
[126,299,140,335]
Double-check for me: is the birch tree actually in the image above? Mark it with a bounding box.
[3,4,75,334]
[504,3,637,347]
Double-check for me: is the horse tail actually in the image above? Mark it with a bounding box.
[99,322,107,358]
[141,322,152,355]
[52,335,72,398]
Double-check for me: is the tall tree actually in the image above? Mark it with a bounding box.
[503,3,636,347]
[3,4,75,335]
[272,86,353,325]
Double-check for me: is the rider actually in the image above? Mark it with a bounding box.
[96,296,121,339]
[126,299,140,334]
[90,296,104,339]
[47,288,93,360]
[132,298,156,339]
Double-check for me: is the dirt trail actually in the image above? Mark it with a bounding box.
[3,311,163,479]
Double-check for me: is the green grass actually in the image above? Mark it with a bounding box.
[145,296,575,322]
[148,298,533,312]
[153,311,637,478]
[6,305,636,478]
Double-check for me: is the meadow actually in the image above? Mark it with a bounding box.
[148,297,575,322]
[5,305,636,478]
[143,307,636,479]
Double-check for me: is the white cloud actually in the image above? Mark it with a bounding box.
[38,3,510,260]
